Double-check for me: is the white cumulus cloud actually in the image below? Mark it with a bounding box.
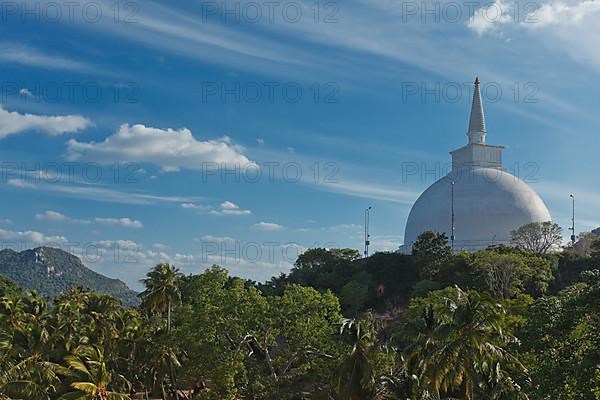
[198,235,236,243]
[0,106,91,139]
[35,210,69,222]
[0,229,68,245]
[66,123,253,170]
[468,0,600,34]
[467,0,600,71]
[210,201,252,216]
[220,201,238,210]
[531,0,600,27]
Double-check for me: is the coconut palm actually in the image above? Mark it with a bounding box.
[333,316,377,399]
[139,264,182,399]
[0,293,59,400]
[0,354,59,400]
[58,345,131,400]
[140,264,182,332]
[52,288,93,353]
[332,313,409,400]
[406,287,528,399]
[142,340,181,400]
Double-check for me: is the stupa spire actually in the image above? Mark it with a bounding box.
[467,77,486,144]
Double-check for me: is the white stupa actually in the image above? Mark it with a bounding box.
[402,77,552,252]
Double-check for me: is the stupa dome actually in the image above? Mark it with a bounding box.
[404,166,551,250]
[402,77,552,251]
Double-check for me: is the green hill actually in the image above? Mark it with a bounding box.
[0,246,139,306]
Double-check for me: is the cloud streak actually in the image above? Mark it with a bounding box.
[94,217,143,229]
[0,42,92,71]
[35,210,143,228]
[253,221,284,231]
[3,178,203,206]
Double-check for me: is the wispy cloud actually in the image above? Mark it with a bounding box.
[6,179,36,189]
[253,221,284,231]
[36,210,80,223]
[314,179,419,204]
[181,203,212,211]
[56,0,314,80]
[94,217,143,229]
[0,42,92,71]
[3,178,203,206]
[35,210,143,228]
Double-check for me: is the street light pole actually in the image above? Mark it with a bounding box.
[570,194,576,246]
[364,206,372,257]
[451,180,455,251]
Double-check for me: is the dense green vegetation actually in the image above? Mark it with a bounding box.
[1,229,600,399]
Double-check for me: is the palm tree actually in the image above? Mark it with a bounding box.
[139,264,182,399]
[113,309,148,397]
[58,345,131,400]
[87,294,122,344]
[0,354,59,400]
[332,313,409,400]
[0,293,60,400]
[142,341,181,400]
[406,287,528,399]
[140,264,182,332]
[52,288,92,353]
[333,316,377,399]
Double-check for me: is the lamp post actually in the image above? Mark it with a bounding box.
[364,206,372,257]
[569,194,576,246]
[451,180,455,251]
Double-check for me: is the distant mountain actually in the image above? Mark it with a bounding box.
[0,247,139,306]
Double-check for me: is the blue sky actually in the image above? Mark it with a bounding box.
[1,0,599,289]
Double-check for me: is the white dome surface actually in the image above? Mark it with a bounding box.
[404,167,551,249]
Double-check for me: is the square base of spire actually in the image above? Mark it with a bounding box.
[450,143,505,170]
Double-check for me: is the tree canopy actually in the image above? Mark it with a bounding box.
[0,238,599,400]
